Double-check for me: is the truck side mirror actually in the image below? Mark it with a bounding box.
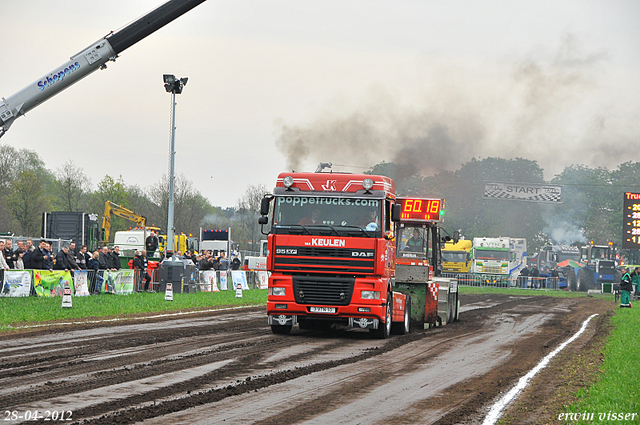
[391,203,402,222]
[258,216,268,225]
[260,197,271,216]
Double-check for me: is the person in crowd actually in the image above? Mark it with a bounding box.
[88,251,100,271]
[0,241,10,281]
[619,266,633,308]
[231,253,241,270]
[26,239,34,251]
[66,243,81,271]
[198,251,213,271]
[42,241,54,271]
[531,264,541,289]
[22,242,33,269]
[550,266,559,289]
[98,246,112,270]
[3,239,14,269]
[211,251,220,270]
[631,267,640,299]
[519,265,530,288]
[110,246,122,270]
[55,245,73,271]
[218,251,230,271]
[31,240,46,270]
[133,250,153,292]
[405,228,424,252]
[75,245,89,269]
[87,250,102,294]
[193,253,204,269]
[13,250,25,270]
[183,250,194,262]
[145,231,159,257]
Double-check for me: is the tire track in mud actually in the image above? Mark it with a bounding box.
[0,295,613,425]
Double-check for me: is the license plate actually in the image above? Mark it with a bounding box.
[310,307,336,314]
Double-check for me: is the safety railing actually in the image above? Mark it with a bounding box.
[442,273,561,290]
[0,268,269,297]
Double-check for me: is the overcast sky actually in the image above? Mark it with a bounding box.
[3,0,639,208]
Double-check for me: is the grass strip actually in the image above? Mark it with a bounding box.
[0,289,267,330]
[563,305,640,423]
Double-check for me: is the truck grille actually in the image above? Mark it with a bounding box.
[478,266,504,274]
[292,275,355,305]
[274,246,375,275]
[597,260,615,275]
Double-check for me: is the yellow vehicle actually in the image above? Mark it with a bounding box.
[101,201,146,245]
[158,233,198,255]
[442,239,473,274]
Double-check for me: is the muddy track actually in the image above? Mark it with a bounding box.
[0,294,614,424]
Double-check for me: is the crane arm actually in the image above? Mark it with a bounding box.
[102,201,147,244]
[0,0,207,138]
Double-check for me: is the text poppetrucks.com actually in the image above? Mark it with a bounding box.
[558,412,638,421]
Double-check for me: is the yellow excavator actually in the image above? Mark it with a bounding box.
[101,201,147,245]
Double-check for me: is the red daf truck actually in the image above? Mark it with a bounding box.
[258,170,459,338]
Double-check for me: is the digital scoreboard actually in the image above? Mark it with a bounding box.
[398,198,443,222]
[623,192,640,249]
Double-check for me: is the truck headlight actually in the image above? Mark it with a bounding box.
[269,287,286,296]
[361,290,380,299]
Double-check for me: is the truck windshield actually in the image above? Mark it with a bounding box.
[443,251,467,263]
[272,195,382,236]
[397,226,429,259]
[476,250,509,261]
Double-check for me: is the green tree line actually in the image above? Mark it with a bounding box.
[0,145,268,254]
[2,144,637,257]
[368,157,640,254]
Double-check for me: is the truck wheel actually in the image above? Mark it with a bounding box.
[271,325,292,335]
[565,267,577,291]
[392,295,411,335]
[576,269,595,292]
[372,292,392,339]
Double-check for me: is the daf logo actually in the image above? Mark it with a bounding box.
[356,318,372,328]
[276,248,297,255]
[276,315,290,325]
[351,251,374,257]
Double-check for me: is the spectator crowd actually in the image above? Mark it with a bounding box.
[1,238,243,294]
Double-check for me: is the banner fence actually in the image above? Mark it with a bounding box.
[1,268,269,298]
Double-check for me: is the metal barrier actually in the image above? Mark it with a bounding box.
[1,268,270,297]
[443,273,560,290]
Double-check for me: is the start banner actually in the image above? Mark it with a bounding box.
[483,181,562,203]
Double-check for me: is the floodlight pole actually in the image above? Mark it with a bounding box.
[167,89,177,258]
[163,74,187,259]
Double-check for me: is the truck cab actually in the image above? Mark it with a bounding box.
[260,171,399,338]
[442,239,473,274]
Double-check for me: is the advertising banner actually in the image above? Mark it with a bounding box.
[73,270,90,296]
[231,270,249,290]
[200,270,218,292]
[256,271,268,289]
[1,271,32,297]
[103,270,135,295]
[219,270,228,290]
[33,270,73,297]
